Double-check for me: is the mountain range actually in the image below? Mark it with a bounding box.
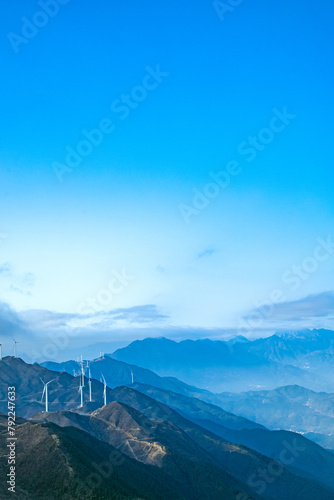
[124,382,334,490]
[1,356,334,498]
[110,330,334,392]
[2,413,234,500]
[41,355,213,400]
[215,384,334,450]
[0,356,114,418]
[40,337,334,451]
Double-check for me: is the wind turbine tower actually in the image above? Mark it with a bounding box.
[78,382,83,408]
[81,364,85,387]
[0,342,2,361]
[41,378,56,413]
[102,374,107,406]
[88,368,92,402]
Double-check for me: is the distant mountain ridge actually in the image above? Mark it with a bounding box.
[110,330,334,392]
[130,382,264,431]
[41,355,213,399]
[216,384,334,450]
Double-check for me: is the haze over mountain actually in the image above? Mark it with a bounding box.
[129,383,334,489]
[111,330,334,392]
[41,355,213,400]
[130,382,263,432]
[216,385,334,450]
[38,347,334,455]
[2,357,334,498]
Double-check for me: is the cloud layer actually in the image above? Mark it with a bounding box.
[1,291,334,361]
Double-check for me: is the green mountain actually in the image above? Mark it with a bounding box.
[0,356,112,417]
[1,414,249,499]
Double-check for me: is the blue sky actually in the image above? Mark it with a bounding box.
[1,0,334,355]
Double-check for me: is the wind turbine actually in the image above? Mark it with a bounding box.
[81,364,85,387]
[0,342,2,361]
[78,381,83,408]
[101,374,107,406]
[88,368,92,402]
[13,339,18,358]
[131,370,134,384]
[41,378,56,413]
